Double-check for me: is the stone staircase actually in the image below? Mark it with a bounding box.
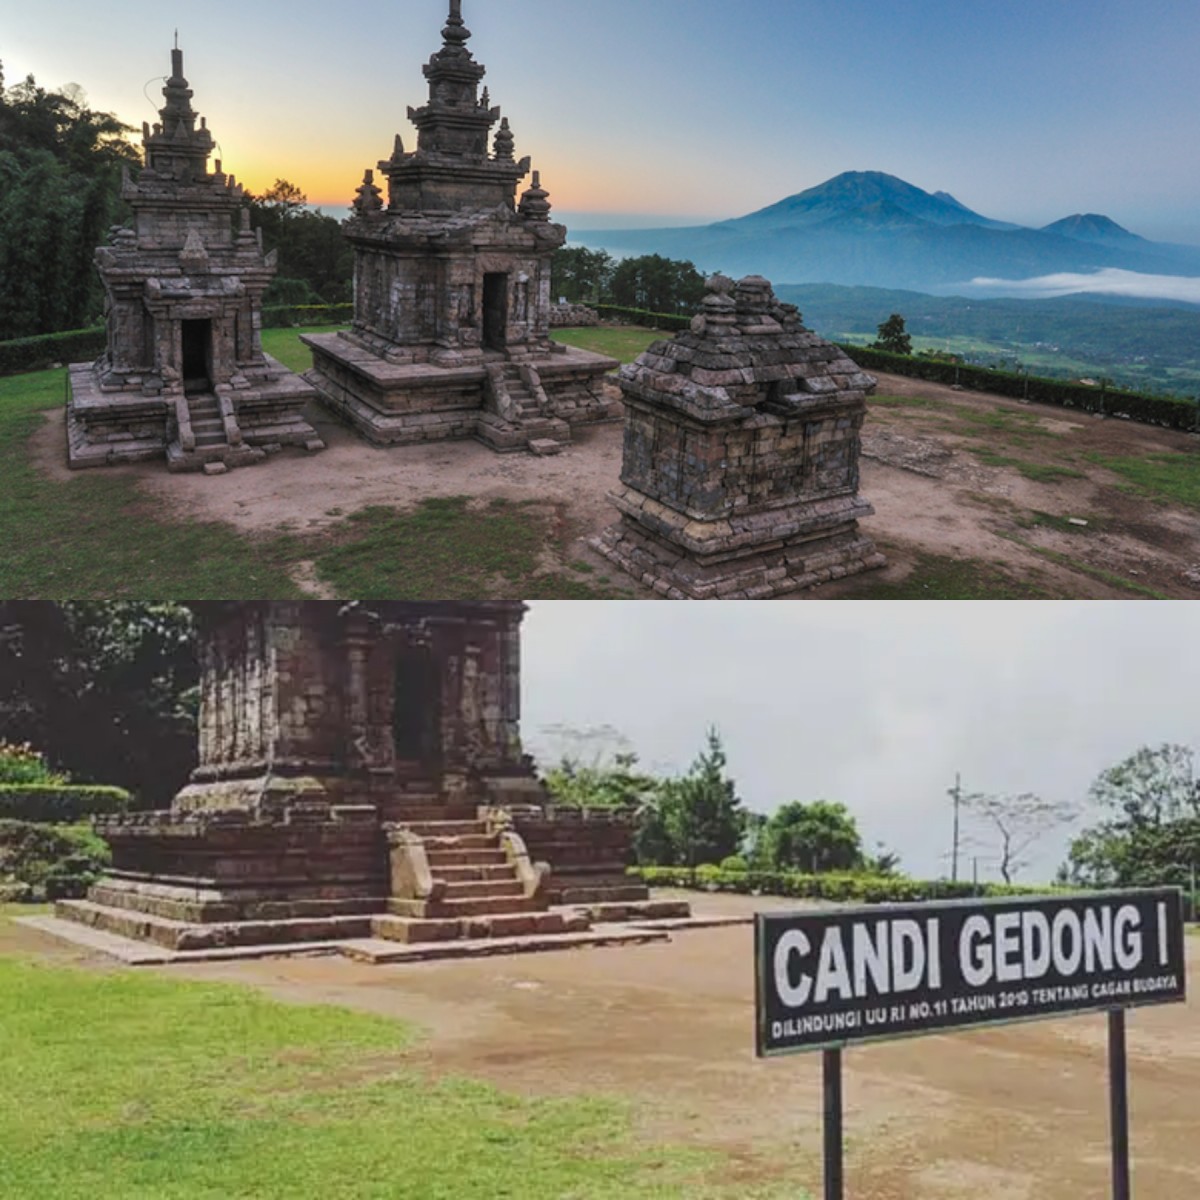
[374,812,584,945]
[167,391,265,474]
[479,363,571,454]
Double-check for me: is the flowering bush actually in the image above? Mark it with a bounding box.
[0,742,66,787]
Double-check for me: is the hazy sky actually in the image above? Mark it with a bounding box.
[520,602,1200,884]
[6,0,1200,243]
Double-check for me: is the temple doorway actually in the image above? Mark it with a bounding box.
[181,319,213,393]
[482,273,508,350]
[393,646,442,772]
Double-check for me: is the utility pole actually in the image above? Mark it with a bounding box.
[949,773,963,883]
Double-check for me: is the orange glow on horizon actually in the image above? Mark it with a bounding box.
[235,158,704,220]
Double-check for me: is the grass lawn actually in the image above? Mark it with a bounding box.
[0,368,305,598]
[552,326,663,363]
[0,330,624,599]
[837,549,1054,599]
[0,946,804,1200]
[314,499,633,599]
[1086,450,1200,510]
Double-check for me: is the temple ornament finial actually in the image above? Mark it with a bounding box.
[443,0,470,46]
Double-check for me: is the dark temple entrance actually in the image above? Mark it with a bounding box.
[482,273,508,351]
[181,319,213,393]
[393,647,441,772]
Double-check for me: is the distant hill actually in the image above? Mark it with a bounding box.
[571,172,1200,294]
[772,282,1200,397]
[1040,214,1147,247]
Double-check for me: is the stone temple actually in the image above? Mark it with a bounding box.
[593,275,886,598]
[56,602,688,959]
[303,1,618,455]
[65,47,323,473]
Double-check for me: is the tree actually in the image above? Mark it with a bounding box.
[871,313,912,355]
[640,728,746,869]
[1063,744,1199,887]
[244,180,354,304]
[962,791,1077,884]
[1086,743,1198,829]
[0,602,198,807]
[609,254,706,315]
[0,72,137,339]
[755,800,864,873]
[550,247,614,305]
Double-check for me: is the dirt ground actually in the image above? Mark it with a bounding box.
[7,898,1198,1199]
[32,369,1200,598]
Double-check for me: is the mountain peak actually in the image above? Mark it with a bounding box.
[1041,213,1143,245]
[739,171,1017,232]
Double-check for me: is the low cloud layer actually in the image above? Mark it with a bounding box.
[965,268,1200,304]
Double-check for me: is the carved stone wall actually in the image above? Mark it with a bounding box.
[593,275,887,598]
[66,47,322,472]
[303,3,617,454]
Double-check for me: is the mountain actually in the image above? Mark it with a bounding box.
[570,172,1200,294]
[1040,213,1146,246]
[727,171,1020,233]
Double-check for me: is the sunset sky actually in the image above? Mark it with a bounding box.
[6,0,1200,242]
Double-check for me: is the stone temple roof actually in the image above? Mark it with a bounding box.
[618,275,876,422]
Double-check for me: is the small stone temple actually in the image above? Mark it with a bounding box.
[592,275,886,598]
[57,602,686,958]
[303,1,617,455]
[66,47,323,474]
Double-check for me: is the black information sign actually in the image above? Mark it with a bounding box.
[756,889,1186,1057]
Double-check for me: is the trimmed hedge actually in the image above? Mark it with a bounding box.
[0,305,354,378]
[841,342,1200,433]
[0,786,131,823]
[631,865,1073,903]
[593,305,694,333]
[261,303,353,329]
[0,327,107,376]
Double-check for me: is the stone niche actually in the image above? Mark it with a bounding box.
[66,48,323,474]
[303,1,618,454]
[56,602,685,953]
[593,275,886,598]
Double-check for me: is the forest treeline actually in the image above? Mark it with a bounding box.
[0,65,350,343]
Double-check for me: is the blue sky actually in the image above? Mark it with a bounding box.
[4,0,1200,242]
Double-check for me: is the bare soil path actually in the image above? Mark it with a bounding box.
[31,370,1200,598]
[6,898,1197,1199]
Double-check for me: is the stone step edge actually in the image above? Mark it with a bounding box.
[15,916,349,966]
[339,927,670,965]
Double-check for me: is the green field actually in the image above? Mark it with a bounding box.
[0,942,803,1200]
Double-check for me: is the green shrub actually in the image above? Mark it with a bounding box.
[842,343,1200,433]
[0,742,65,786]
[0,820,111,901]
[593,305,693,333]
[260,303,353,329]
[0,327,107,376]
[0,305,352,377]
[630,865,1072,903]
[0,785,130,823]
[719,855,749,872]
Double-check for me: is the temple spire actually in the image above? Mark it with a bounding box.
[443,0,470,48]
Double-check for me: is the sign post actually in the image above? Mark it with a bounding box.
[1109,1008,1130,1200]
[755,889,1186,1198]
[822,1048,843,1200]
